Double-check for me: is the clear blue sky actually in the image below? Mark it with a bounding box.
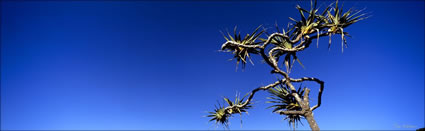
[1,0,423,130]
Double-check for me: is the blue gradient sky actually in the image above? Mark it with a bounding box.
[1,0,424,130]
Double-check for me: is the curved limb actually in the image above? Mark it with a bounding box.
[224,79,287,111]
[221,41,262,50]
[290,77,325,111]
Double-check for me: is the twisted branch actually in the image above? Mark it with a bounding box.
[290,77,324,111]
[277,110,305,115]
[220,30,327,114]
[224,79,287,111]
[221,41,262,50]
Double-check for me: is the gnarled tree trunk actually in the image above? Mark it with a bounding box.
[305,111,319,131]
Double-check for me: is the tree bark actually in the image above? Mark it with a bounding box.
[304,112,320,131]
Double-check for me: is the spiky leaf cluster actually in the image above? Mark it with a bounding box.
[260,26,305,74]
[221,26,264,70]
[325,1,368,33]
[207,104,230,127]
[323,0,368,52]
[223,94,252,115]
[207,93,252,127]
[267,82,306,128]
[291,1,322,37]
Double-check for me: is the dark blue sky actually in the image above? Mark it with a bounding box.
[1,0,424,130]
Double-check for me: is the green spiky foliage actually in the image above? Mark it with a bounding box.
[208,103,230,127]
[291,0,321,36]
[207,93,252,127]
[269,1,321,73]
[221,26,264,70]
[261,25,305,74]
[326,1,367,33]
[324,0,368,51]
[223,94,252,115]
[267,82,306,129]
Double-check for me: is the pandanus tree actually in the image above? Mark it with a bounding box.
[207,0,367,130]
